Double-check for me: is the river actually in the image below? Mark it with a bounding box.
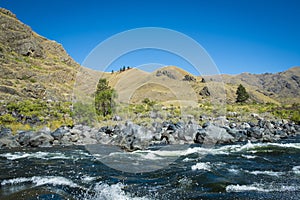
[0,135,299,200]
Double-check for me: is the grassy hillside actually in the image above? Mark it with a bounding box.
[0,8,79,130]
[0,8,78,102]
[102,65,291,106]
[0,8,299,129]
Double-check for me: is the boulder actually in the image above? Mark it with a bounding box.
[70,134,79,142]
[247,127,263,139]
[229,122,237,129]
[240,122,251,129]
[29,132,54,147]
[194,128,207,144]
[18,131,35,146]
[51,127,68,140]
[200,124,234,144]
[274,130,288,139]
[0,127,12,138]
[0,136,19,148]
[213,116,228,126]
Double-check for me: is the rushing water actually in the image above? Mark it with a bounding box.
[0,135,300,200]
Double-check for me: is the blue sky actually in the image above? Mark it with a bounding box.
[1,0,300,74]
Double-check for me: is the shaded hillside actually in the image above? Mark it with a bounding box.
[0,8,78,102]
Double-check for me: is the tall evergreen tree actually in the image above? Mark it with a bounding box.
[94,79,116,117]
[236,84,249,103]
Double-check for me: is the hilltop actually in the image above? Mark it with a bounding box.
[102,65,299,105]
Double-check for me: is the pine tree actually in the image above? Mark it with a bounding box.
[236,84,249,103]
[94,79,116,117]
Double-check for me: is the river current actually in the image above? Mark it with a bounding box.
[0,135,299,200]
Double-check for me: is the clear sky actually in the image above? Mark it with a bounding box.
[1,0,300,74]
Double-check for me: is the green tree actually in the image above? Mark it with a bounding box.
[95,78,116,117]
[236,84,250,103]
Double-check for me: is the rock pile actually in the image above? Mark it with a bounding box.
[1,118,299,150]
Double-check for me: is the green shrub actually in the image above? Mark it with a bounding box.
[291,111,300,124]
[0,113,16,124]
[4,100,73,126]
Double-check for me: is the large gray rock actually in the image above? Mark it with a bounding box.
[0,127,12,138]
[197,124,234,144]
[18,131,35,146]
[247,127,263,139]
[51,127,69,140]
[29,133,54,147]
[0,137,20,148]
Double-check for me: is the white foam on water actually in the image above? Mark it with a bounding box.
[140,152,163,160]
[185,146,230,156]
[84,182,150,200]
[0,151,70,160]
[273,143,300,149]
[236,142,300,152]
[208,141,300,155]
[191,162,211,171]
[0,152,31,160]
[241,154,257,159]
[81,176,97,183]
[226,183,300,193]
[228,168,240,174]
[226,184,268,192]
[292,166,300,175]
[239,140,255,151]
[1,176,78,188]
[244,170,284,177]
[182,158,195,162]
[135,146,229,159]
[102,151,163,161]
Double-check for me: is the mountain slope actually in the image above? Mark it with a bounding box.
[219,67,300,104]
[103,65,299,106]
[0,8,78,102]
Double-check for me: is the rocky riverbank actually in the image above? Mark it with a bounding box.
[0,118,299,150]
